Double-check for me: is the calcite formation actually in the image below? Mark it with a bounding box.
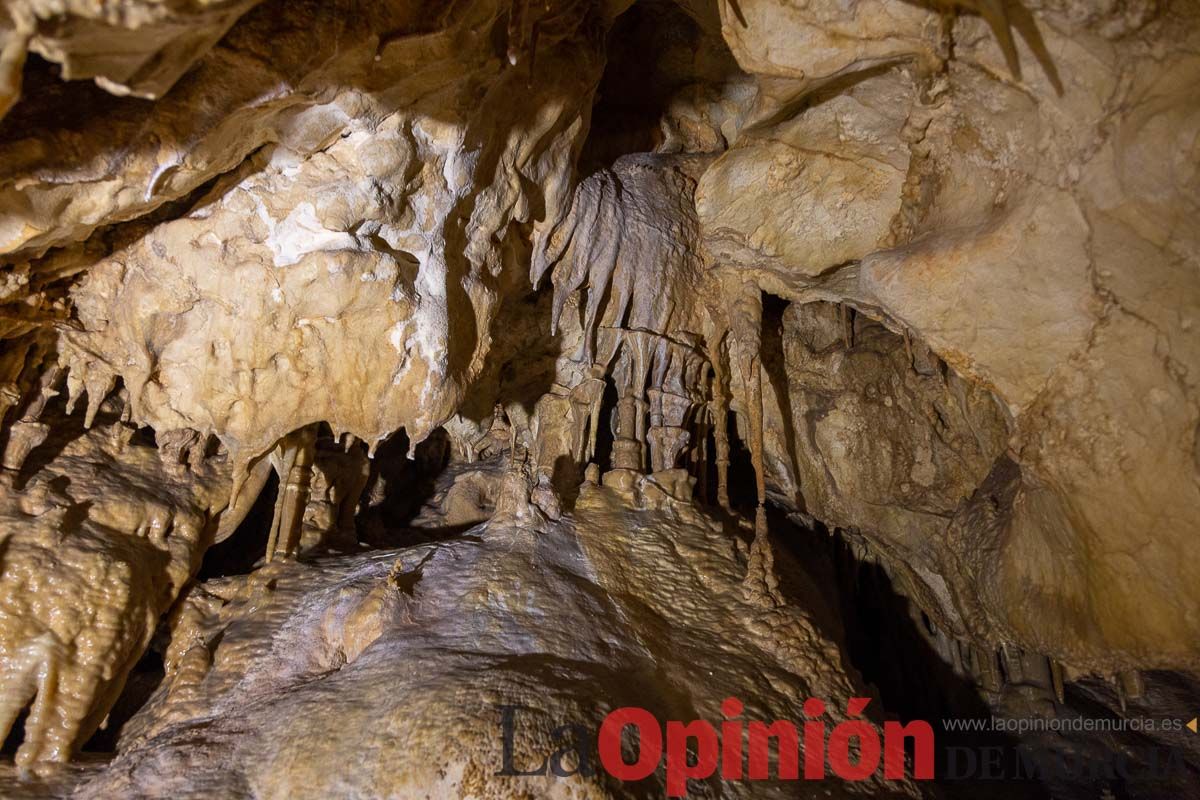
[0,405,229,767]
[0,0,1197,796]
[67,469,918,799]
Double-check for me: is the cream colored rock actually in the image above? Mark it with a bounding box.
[2,0,262,105]
[697,70,913,282]
[75,481,913,799]
[715,0,937,84]
[58,7,604,479]
[0,0,598,262]
[0,407,228,767]
[695,0,1200,676]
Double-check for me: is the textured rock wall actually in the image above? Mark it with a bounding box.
[697,0,1200,676]
[0,0,1196,782]
[0,405,229,767]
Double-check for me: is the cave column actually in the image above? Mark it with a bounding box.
[707,334,732,512]
[266,425,318,562]
[648,389,691,472]
[726,277,782,606]
[608,347,643,474]
[694,403,709,503]
[728,278,767,528]
[569,369,605,467]
[611,388,642,471]
[646,385,664,469]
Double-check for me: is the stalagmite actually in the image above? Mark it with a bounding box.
[472,404,513,461]
[1,420,47,470]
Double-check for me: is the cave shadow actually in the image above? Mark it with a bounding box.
[552,453,583,514]
[773,518,1053,798]
[718,409,759,516]
[1037,673,1200,800]
[12,396,131,492]
[897,0,1063,94]
[455,285,564,429]
[197,471,276,581]
[578,0,747,176]
[491,651,718,799]
[58,498,92,538]
[356,427,452,548]
[593,379,619,474]
[80,648,165,755]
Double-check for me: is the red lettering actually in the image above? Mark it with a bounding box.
[883,720,935,779]
[748,720,799,779]
[665,720,719,797]
[598,707,662,781]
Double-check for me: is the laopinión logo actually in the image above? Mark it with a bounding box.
[495,696,934,797]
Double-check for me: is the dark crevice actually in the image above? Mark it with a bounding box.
[197,472,277,581]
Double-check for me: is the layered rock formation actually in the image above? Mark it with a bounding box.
[0,0,1197,797]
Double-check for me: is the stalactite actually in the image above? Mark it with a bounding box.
[729,279,766,519]
[974,645,1003,693]
[1118,669,1145,701]
[217,455,274,542]
[1049,658,1066,705]
[506,0,529,66]
[839,303,854,350]
[0,341,32,426]
[726,278,782,606]
[22,365,62,424]
[630,333,654,471]
[567,367,606,467]
[644,341,698,474]
[1001,643,1024,684]
[695,402,710,502]
[709,342,731,513]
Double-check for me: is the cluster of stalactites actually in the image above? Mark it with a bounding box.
[710,277,782,607]
[505,0,591,79]
[840,530,1147,711]
[547,272,784,607]
[0,340,61,472]
[45,344,335,563]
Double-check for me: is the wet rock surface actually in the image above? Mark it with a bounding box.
[0,0,1196,797]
